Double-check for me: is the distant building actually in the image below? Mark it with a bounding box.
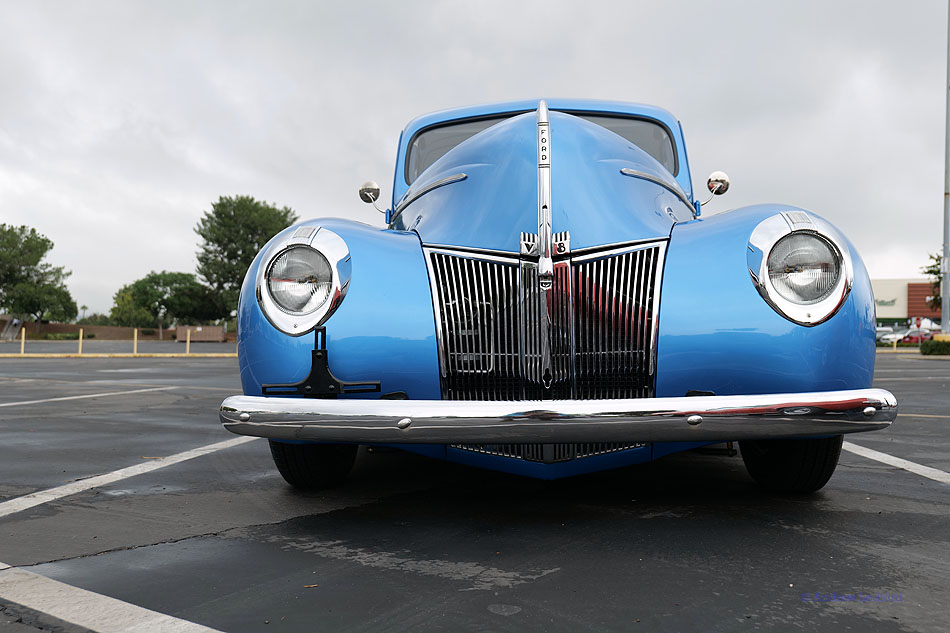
[871,278,941,324]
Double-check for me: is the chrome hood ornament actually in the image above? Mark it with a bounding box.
[535,100,555,387]
[537,100,553,290]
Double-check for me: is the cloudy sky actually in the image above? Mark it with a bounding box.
[1,1,947,314]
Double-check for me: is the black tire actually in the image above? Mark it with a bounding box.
[739,435,843,493]
[268,441,357,490]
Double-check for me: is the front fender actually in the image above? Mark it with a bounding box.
[237,218,440,399]
[655,204,875,397]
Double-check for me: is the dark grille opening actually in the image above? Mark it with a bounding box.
[450,442,649,463]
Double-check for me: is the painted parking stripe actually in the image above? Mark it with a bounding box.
[872,377,950,382]
[843,441,950,484]
[0,563,226,633]
[0,436,258,519]
[0,386,175,408]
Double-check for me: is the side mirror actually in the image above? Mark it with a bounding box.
[706,171,730,196]
[359,181,380,204]
[701,171,730,206]
[358,181,386,214]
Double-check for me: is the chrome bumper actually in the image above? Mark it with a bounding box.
[219,389,896,444]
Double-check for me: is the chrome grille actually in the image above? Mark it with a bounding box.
[450,442,648,463]
[427,242,664,401]
[427,252,521,400]
[573,247,660,399]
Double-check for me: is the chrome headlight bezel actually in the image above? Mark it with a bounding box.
[747,212,853,327]
[256,226,351,336]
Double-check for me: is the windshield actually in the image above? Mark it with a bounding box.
[405,111,678,184]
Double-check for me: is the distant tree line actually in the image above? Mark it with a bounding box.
[1,195,298,327]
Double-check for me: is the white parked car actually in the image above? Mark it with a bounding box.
[880,329,908,344]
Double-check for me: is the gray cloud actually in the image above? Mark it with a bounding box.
[0,0,944,313]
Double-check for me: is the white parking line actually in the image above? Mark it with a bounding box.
[872,377,950,382]
[0,563,226,633]
[0,386,175,408]
[0,436,259,519]
[843,441,950,484]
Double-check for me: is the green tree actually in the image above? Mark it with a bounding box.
[109,271,225,328]
[0,224,77,321]
[922,252,943,311]
[195,195,298,313]
[110,289,154,327]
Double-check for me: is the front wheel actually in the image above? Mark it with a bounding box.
[739,436,843,493]
[269,441,358,490]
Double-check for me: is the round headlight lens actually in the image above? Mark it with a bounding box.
[266,246,333,315]
[767,233,841,304]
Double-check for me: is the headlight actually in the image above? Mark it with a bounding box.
[266,246,332,315]
[256,226,351,336]
[748,212,853,326]
[767,233,841,304]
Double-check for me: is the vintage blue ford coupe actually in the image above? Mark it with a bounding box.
[220,99,897,492]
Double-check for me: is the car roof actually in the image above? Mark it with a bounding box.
[401,99,683,137]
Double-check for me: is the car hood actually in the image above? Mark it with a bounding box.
[389,111,693,252]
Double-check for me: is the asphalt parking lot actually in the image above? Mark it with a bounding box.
[1,354,948,632]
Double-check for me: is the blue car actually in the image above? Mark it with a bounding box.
[220,99,897,493]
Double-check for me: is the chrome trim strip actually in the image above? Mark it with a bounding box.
[390,172,468,224]
[425,243,522,259]
[565,238,668,259]
[649,241,666,376]
[620,168,694,215]
[571,240,665,263]
[426,247,519,265]
[423,238,669,262]
[221,388,897,444]
[537,101,554,289]
[424,250,449,378]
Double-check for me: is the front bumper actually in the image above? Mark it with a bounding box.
[220,388,896,444]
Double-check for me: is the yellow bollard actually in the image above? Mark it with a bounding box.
[20,327,25,355]
[78,328,83,355]
[185,328,191,355]
[133,328,138,355]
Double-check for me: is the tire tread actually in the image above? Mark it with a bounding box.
[269,441,357,490]
[739,436,843,493]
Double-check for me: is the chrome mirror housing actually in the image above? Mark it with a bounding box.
[359,181,380,204]
[701,171,730,207]
[707,171,730,196]
[359,180,386,214]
